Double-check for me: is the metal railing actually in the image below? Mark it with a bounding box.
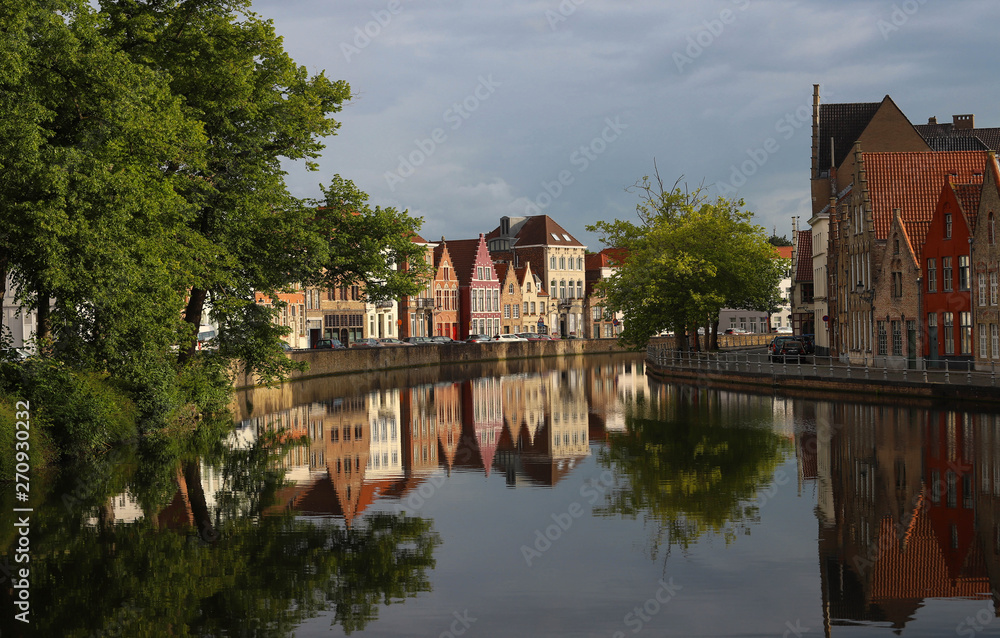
[645,345,1000,388]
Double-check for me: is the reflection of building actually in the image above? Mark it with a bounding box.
[458,378,503,475]
[586,359,647,435]
[818,402,994,634]
[366,389,402,481]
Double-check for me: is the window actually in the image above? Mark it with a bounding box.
[513,304,519,318]
[944,312,954,354]
[945,213,952,239]
[550,256,557,270]
[980,274,988,307]
[509,283,514,294]
[961,312,972,355]
[551,280,557,296]
[959,255,970,290]
[981,324,988,359]
[993,324,999,359]
[894,237,900,254]
[991,212,996,245]
[486,267,491,280]
[592,306,602,321]
[877,321,887,356]
[524,301,529,315]
[577,257,584,270]
[531,301,536,314]
[892,320,902,357]
[943,257,953,291]
[559,256,566,269]
[993,271,998,306]
[477,266,483,280]
[891,271,902,297]
[504,304,510,318]
[560,280,566,299]
[927,258,937,293]
[577,280,583,298]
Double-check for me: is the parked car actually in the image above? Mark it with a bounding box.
[403,336,434,345]
[466,334,492,343]
[767,335,798,360]
[775,326,793,334]
[350,337,383,348]
[799,334,816,354]
[517,332,546,341]
[378,337,411,346]
[772,339,806,362]
[724,328,750,335]
[314,338,346,350]
[279,342,293,352]
[429,335,458,344]
[494,334,527,342]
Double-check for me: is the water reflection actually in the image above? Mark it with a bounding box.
[816,402,1000,634]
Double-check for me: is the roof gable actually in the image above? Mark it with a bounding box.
[818,100,881,173]
[486,215,584,248]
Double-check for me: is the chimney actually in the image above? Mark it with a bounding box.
[811,84,820,179]
[927,116,937,125]
[953,114,975,130]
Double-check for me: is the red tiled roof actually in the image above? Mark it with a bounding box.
[952,180,984,231]
[795,231,813,282]
[772,245,793,260]
[585,248,628,271]
[863,151,990,251]
[485,215,584,247]
[445,238,483,283]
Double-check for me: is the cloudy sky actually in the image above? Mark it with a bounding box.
[253,0,1000,250]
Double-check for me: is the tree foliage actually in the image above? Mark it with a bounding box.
[587,174,784,348]
[0,0,430,438]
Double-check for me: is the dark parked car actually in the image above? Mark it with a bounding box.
[314,338,346,350]
[767,335,798,360]
[772,339,806,362]
[799,334,815,354]
[429,335,458,344]
[403,336,434,345]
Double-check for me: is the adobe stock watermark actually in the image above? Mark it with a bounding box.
[384,75,502,191]
[673,0,751,73]
[393,472,447,514]
[713,91,834,198]
[340,0,410,62]
[523,116,628,215]
[956,591,999,637]
[877,0,929,42]
[778,620,809,638]
[436,610,477,638]
[610,578,682,637]
[546,0,585,31]
[520,470,615,566]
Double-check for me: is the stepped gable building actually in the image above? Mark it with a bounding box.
[431,239,459,339]
[486,215,586,337]
[834,147,989,362]
[514,261,548,335]
[808,86,932,357]
[972,153,1000,368]
[921,174,984,368]
[496,263,523,335]
[447,234,501,339]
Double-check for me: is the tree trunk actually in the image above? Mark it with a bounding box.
[178,286,207,365]
[184,460,217,544]
[36,292,50,343]
[710,318,720,350]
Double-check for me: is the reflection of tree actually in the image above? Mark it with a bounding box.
[596,393,790,557]
[27,512,439,637]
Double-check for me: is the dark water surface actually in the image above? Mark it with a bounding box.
[4,353,1000,637]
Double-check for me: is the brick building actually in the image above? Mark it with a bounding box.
[972,153,1000,368]
[256,290,307,349]
[486,215,586,337]
[515,261,549,336]
[448,234,501,338]
[399,234,436,339]
[496,263,524,335]
[431,239,459,339]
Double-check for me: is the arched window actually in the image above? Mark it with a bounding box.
[509,283,515,294]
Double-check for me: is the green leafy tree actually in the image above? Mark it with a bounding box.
[587,174,784,349]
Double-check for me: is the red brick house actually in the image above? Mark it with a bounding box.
[432,239,459,339]
[922,176,983,368]
[255,290,307,348]
[447,234,501,338]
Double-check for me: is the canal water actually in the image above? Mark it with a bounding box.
[4,353,1000,637]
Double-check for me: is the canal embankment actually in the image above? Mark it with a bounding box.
[235,338,638,388]
[645,345,1000,406]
